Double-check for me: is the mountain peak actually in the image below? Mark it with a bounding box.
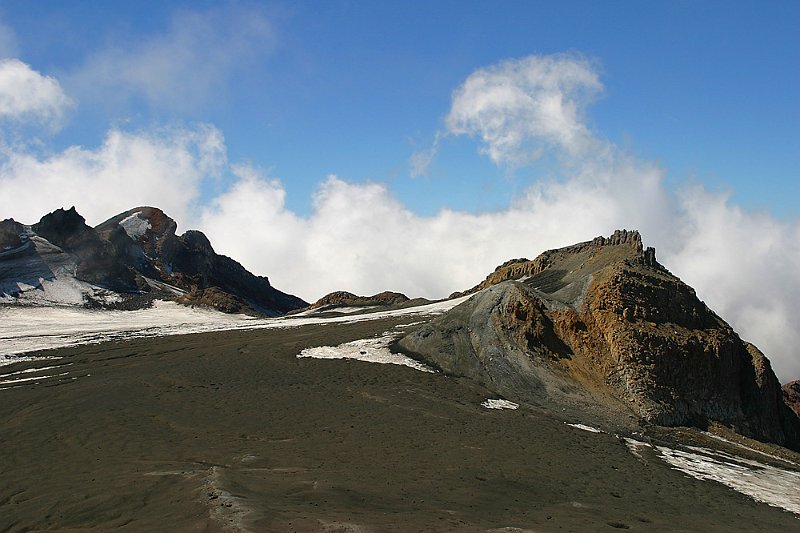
[452,228,658,299]
[2,205,308,315]
[96,206,177,245]
[401,230,800,450]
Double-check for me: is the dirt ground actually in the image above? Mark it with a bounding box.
[1,316,798,532]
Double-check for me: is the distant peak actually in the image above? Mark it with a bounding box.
[309,290,410,310]
[96,206,177,241]
[37,206,88,231]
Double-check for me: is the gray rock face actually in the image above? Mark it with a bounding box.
[398,230,800,450]
[398,282,622,424]
[1,206,308,315]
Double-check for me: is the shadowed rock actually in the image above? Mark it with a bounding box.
[33,207,136,291]
[0,218,25,251]
[95,207,308,315]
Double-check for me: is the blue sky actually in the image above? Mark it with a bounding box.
[1,1,799,379]
[2,1,797,216]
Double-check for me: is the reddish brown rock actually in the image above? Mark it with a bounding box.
[784,381,800,418]
[308,290,409,310]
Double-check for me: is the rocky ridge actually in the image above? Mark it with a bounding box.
[0,206,307,315]
[307,290,410,310]
[399,230,800,450]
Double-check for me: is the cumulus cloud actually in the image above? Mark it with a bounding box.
[0,59,73,129]
[66,5,275,111]
[0,123,225,226]
[444,53,603,165]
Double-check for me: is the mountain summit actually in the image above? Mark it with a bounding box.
[398,229,800,450]
[0,206,307,315]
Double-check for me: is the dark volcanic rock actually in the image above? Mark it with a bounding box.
[33,207,136,291]
[3,206,306,315]
[0,218,24,251]
[399,230,800,450]
[309,290,410,310]
[95,207,307,315]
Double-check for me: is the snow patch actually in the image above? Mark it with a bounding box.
[0,364,68,378]
[298,334,434,373]
[0,300,256,363]
[0,371,69,386]
[0,235,122,306]
[624,437,652,460]
[701,431,799,467]
[325,306,379,314]
[566,423,602,433]
[119,212,151,240]
[656,445,800,516]
[394,321,424,329]
[481,399,519,410]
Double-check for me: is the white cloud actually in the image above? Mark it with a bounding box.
[66,5,275,111]
[0,123,225,226]
[444,53,603,165]
[0,59,73,129]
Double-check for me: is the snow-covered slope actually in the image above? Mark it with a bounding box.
[0,294,472,365]
[0,234,121,307]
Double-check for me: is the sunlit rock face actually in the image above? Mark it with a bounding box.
[399,230,800,450]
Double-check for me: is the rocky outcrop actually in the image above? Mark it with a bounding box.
[784,381,800,418]
[33,207,136,291]
[0,219,24,251]
[177,287,247,314]
[309,290,410,310]
[450,230,653,299]
[399,230,800,450]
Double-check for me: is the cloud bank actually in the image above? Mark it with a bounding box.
[0,121,225,226]
[0,54,797,382]
[0,59,73,129]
